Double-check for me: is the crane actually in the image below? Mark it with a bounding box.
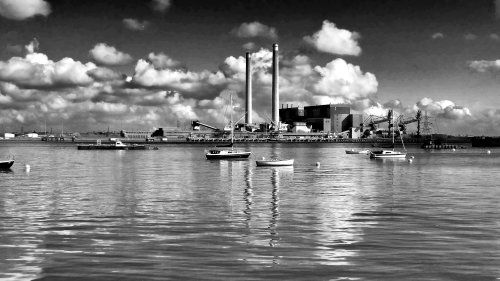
[361,109,393,137]
[191,120,220,131]
[395,110,422,136]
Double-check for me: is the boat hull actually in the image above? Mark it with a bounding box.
[77,145,157,150]
[345,149,370,154]
[206,152,251,159]
[370,149,407,159]
[0,160,14,169]
[256,159,294,166]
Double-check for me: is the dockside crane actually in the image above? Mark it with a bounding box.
[395,110,422,136]
[191,120,220,131]
[361,109,393,137]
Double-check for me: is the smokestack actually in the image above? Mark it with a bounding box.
[245,52,252,124]
[272,43,279,130]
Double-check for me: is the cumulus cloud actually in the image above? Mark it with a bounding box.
[303,20,361,56]
[86,67,123,82]
[231,22,278,39]
[415,97,471,120]
[467,60,500,73]
[130,59,227,99]
[89,43,134,66]
[151,0,171,13]
[311,59,378,103]
[123,18,151,31]
[25,38,40,54]
[431,32,444,39]
[0,53,96,89]
[490,33,500,41]
[147,52,184,70]
[0,0,51,20]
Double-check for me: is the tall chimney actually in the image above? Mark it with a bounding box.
[272,43,279,130]
[245,52,252,124]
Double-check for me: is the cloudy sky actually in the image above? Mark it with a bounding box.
[1,0,500,135]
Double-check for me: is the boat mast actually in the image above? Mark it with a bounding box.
[391,110,394,150]
[230,93,234,146]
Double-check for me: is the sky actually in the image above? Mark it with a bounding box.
[1,0,500,135]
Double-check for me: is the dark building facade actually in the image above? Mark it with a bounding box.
[279,104,363,133]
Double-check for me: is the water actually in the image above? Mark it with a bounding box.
[1,142,499,280]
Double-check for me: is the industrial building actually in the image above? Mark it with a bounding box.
[279,104,363,137]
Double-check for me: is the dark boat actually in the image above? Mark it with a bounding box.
[204,93,251,160]
[77,140,158,150]
[0,157,14,169]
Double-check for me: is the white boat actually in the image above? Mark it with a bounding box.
[370,111,407,159]
[205,93,251,160]
[369,150,407,159]
[256,158,294,166]
[345,149,370,154]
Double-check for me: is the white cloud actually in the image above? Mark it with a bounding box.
[231,22,278,39]
[147,52,183,69]
[25,38,40,54]
[431,32,444,39]
[303,20,361,56]
[130,59,227,98]
[312,58,378,103]
[89,43,134,66]
[467,60,500,73]
[0,53,96,89]
[151,0,171,13]
[415,97,471,120]
[0,0,50,20]
[123,18,151,31]
[490,33,500,41]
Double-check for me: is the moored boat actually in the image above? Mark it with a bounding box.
[205,92,251,160]
[0,156,14,169]
[345,149,370,154]
[77,139,158,150]
[370,111,407,159]
[369,150,407,159]
[256,158,294,166]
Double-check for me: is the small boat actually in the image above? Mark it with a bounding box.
[369,149,407,159]
[205,145,252,159]
[256,158,294,166]
[0,156,14,169]
[345,149,370,154]
[370,111,407,159]
[205,92,251,160]
[77,139,158,150]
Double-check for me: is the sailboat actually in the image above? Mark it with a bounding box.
[205,93,252,160]
[370,111,407,159]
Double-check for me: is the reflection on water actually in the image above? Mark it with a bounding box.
[1,143,500,280]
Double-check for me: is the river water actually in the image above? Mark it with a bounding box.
[1,142,499,280]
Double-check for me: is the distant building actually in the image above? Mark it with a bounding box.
[120,130,152,139]
[279,104,363,135]
[3,133,15,139]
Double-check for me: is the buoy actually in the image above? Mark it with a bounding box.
[407,159,413,163]
[315,162,320,167]
[262,157,265,160]
[410,156,415,159]
[25,164,31,172]
[487,150,491,154]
